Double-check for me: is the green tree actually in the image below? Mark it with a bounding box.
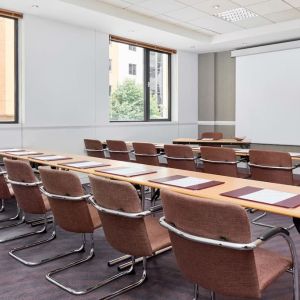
[110,79,143,121]
[110,79,162,121]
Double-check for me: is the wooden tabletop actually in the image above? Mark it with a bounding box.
[2,148,300,219]
[173,138,251,146]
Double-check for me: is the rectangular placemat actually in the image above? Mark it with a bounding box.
[7,151,43,156]
[59,161,110,169]
[221,186,300,208]
[0,148,25,152]
[29,155,73,161]
[96,166,157,177]
[149,175,224,190]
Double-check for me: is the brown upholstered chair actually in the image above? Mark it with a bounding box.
[200,132,223,140]
[84,139,106,158]
[0,167,19,228]
[160,189,298,300]
[39,167,105,295]
[164,144,200,171]
[249,149,299,185]
[201,146,249,178]
[88,175,171,299]
[248,149,300,229]
[132,142,160,166]
[132,142,162,203]
[2,158,53,246]
[106,140,131,162]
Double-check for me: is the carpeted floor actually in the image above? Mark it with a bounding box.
[0,194,298,300]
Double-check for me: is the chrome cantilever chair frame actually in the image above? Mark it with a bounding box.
[248,163,296,230]
[0,171,24,228]
[87,196,170,300]
[160,217,299,300]
[0,179,52,243]
[8,186,89,266]
[40,187,123,296]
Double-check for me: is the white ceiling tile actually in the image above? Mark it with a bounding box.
[284,0,300,7]
[235,15,273,27]
[247,0,292,15]
[175,0,206,5]
[181,21,217,34]
[127,5,158,16]
[164,6,208,21]
[265,8,300,21]
[231,0,268,6]
[137,0,186,14]
[124,0,148,3]
[98,0,131,8]
[189,15,242,33]
[193,0,239,15]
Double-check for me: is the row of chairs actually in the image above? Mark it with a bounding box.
[84,139,300,186]
[0,158,298,299]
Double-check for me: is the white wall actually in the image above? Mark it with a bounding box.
[0,15,198,153]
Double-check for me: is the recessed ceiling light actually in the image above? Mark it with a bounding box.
[31,4,39,8]
[215,7,257,22]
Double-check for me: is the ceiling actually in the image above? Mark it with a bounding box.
[98,0,300,35]
[1,0,300,52]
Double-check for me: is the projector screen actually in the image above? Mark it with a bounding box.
[235,47,300,146]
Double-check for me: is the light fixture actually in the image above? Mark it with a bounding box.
[214,7,257,22]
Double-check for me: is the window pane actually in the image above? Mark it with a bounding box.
[0,17,16,122]
[149,51,169,120]
[109,41,144,121]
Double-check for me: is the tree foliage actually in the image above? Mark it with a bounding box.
[110,79,161,121]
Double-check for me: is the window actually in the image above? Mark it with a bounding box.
[0,15,18,123]
[129,45,136,51]
[128,63,136,75]
[109,40,171,122]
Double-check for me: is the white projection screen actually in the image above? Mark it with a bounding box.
[235,47,300,145]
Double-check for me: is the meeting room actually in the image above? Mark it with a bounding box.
[0,0,300,299]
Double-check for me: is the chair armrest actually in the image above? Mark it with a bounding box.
[258,227,289,242]
[149,205,163,213]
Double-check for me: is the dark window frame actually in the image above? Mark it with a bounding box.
[110,41,171,123]
[0,15,19,124]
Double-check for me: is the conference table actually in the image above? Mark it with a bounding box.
[102,141,300,162]
[1,148,300,227]
[173,138,251,148]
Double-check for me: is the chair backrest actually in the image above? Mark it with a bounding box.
[39,167,100,233]
[164,144,197,171]
[0,168,12,200]
[106,140,130,162]
[89,175,153,257]
[84,139,105,158]
[132,142,160,166]
[161,189,261,299]
[249,149,294,185]
[4,158,47,214]
[200,132,223,140]
[201,146,238,177]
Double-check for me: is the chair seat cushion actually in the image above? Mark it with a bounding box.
[145,216,171,253]
[237,167,251,179]
[255,247,291,292]
[87,203,102,229]
[293,174,300,186]
[8,185,14,199]
[42,194,51,212]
